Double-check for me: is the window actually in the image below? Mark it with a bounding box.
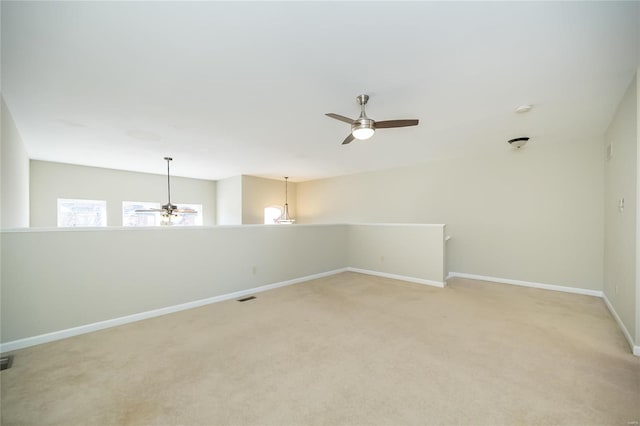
[57,198,107,227]
[173,203,203,226]
[264,206,282,224]
[123,201,203,227]
[123,201,160,227]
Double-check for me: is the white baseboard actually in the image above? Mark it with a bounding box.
[0,268,348,353]
[447,272,603,297]
[448,272,639,357]
[347,267,445,288]
[602,293,640,356]
[7,269,635,356]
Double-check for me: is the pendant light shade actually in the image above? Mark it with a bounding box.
[276,177,295,224]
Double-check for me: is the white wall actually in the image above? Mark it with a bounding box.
[1,225,349,343]
[30,160,216,227]
[216,175,242,225]
[1,98,30,229]
[348,224,445,285]
[298,136,604,291]
[0,223,446,347]
[604,73,638,345]
[242,175,297,224]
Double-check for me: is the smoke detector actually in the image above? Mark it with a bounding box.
[508,137,529,149]
[515,105,532,113]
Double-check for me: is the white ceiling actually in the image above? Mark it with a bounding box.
[2,1,639,181]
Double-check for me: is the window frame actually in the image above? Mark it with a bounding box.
[122,201,161,227]
[57,198,108,228]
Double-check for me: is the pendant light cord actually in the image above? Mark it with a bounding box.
[284,177,288,205]
[277,176,295,223]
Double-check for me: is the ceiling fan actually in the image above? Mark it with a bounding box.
[136,157,197,225]
[326,94,419,145]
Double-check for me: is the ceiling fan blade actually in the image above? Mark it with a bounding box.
[342,134,355,145]
[326,113,355,124]
[375,119,419,129]
[135,208,165,213]
[175,208,197,214]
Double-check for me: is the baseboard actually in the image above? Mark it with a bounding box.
[602,293,640,356]
[8,269,630,355]
[448,272,639,357]
[347,267,445,288]
[447,272,603,297]
[0,268,349,353]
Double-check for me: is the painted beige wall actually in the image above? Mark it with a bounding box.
[30,160,216,227]
[604,74,637,344]
[242,175,297,224]
[348,224,445,284]
[216,175,242,225]
[298,136,604,291]
[1,225,349,342]
[1,98,30,228]
[1,223,448,344]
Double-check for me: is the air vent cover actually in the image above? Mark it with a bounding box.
[1,355,14,371]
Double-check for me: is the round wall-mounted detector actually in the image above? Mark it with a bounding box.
[515,105,532,113]
[508,137,530,148]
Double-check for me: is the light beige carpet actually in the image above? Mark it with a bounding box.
[1,272,639,425]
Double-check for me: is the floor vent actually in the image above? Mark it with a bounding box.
[237,296,256,302]
[1,355,14,371]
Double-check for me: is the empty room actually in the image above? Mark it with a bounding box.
[1,1,639,425]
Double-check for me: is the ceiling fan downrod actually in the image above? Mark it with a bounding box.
[356,94,369,116]
[164,156,176,210]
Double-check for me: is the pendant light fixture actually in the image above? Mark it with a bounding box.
[276,177,295,224]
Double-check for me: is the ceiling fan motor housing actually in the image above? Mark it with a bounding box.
[162,203,178,211]
[352,118,374,131]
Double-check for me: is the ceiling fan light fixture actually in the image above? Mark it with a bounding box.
[135,157,198,225]
[326,94,418,145]
[352,127,375,140]
[352,119,375,140]
[160,212,174,225]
